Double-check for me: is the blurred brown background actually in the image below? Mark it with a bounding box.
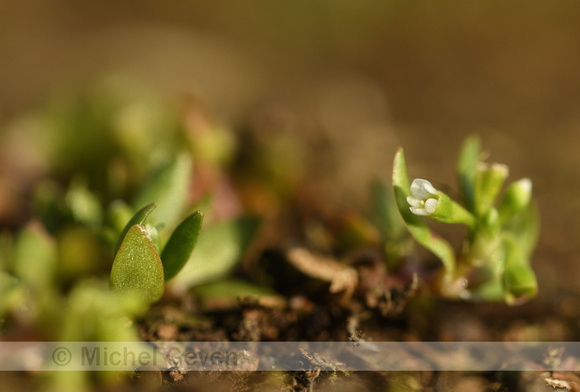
[1,0,580,299]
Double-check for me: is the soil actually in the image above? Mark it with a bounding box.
[128,277,580,391]
[127,228,580,391]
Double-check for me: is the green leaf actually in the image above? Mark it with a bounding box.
[144,223,161,253]
[497,178,532,224]
[503,202,540,259]
[110,225,164,303]
[473,163,508,217]
[456,135,481,214]
[65,178,102,227]
[57,226,104,284]
[161,211,204,280]
[32,180,68,234]
[0,272,20,317]
[501,235,537,304]
[60,280,145,342]
[370,179,407,241]
[369,180,415,269]
[392,149,456,276]
[132,153,193,229]
[113,203,156,256]
[171,215,261,291]
[503,265,538,303]
[421,190,475,227]
[14,222,57,291]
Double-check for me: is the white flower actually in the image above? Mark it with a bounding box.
[407,178,439,216]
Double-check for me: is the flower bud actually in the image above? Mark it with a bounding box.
[498,178,532,224]
[474,162,509,217]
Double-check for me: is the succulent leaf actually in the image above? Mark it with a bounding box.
[113,203,156,256]
[161,211,204,280]
[110,224,164,303]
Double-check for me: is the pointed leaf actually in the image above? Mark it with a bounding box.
[144,223,161,252]
[456,135,481,213]
[110,225,164,303]
[171,215,261,292]
[370,179,414,269]
[473,163,508,217]
[132,153,193,229]
[393,149,456,275]
[113,203,156,256]
[503,202,540,259]
[161,211,204,280]
[370,179,407,241]
[501,235,537,304]
[498,178,533,225]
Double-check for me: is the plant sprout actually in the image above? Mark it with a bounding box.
[108,150,261,303]
[0,82,267,391]
[109,203,204,303]
[392,136,539,304]
[106,150,204,303]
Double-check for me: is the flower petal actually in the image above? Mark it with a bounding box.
[424,198,439,214]
[410,206,429,216]
[410,178,438,199]
[407,196,423,207]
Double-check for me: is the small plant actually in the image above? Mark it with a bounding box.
[392,136,539,304]
[107,151,261,304]
[109,203,204,304]
[0,81,263,342]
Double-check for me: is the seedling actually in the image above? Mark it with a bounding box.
[392,136,538,304]
[109,204,203,303]
[107,146,263,304]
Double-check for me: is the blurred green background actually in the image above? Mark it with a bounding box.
[1,0,580,300]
